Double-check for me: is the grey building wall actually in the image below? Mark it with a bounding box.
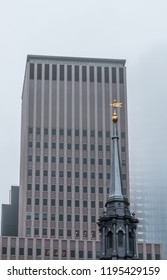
[1,186,19,236]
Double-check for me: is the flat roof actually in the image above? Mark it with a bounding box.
[27,54,126,66]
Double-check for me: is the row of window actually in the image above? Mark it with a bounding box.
[30,63,124,84]
[29,127,114,138]
[2,246,94,258]
[28,142,111,151]
[27,198,104,208]
[26,213,96,223]
[28,155,112,165]
[27,170,113,180]
[26,228,96,238]
[27,184,105,194]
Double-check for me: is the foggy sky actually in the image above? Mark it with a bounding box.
[0,0,167,218]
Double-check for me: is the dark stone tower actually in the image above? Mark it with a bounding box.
[98,100,138,260]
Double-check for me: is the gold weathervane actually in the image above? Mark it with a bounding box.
[110,99,122,123]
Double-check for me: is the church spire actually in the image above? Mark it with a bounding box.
[109,100,123,199]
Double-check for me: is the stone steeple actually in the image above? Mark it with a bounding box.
[98,100,138,260]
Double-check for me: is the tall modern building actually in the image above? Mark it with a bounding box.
[0,55,129,259]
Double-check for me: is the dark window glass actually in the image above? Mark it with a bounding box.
[121,146,126,152]
[42,228,47,236]
[67,171,71,178]
[52,128,56,135]
[82,66,86,82]
[52,143,56,149]
[43,184,47,191]
[28,142,32,148]
[59,171,64,177]
[59,200,63,206]
[43,170,48,177]
[35,199,39,205]
[67,214,71,221]
[43,199,47,206]
[53,249,58,257]
[106,159,110,165]
[28,127,33,134]
[67,200,71,207]
[27,198,31,205]
[11,247,15,255]
[122,174,126,180]
[28,155,32,162]
[147,253,152,260]
[98,145,102,151]
[27,184,32,190]
[99,187,103,193]
[83,186,87,193]
[79,250,83,258]
[91,173,95,179]
[155,254,160,260]
[99,173,103,179]
[45,64,49,80]
[67,65,72,81]
[60,128,64,136]
[67,157,71,163]
[36,248,41,256]
[83,172,87,178]
[75,129,79,136]
[43,213,47,220]
[118,231,123,247]
[75,65,79,81]
[75,172,79,178]
[70,250,75,257]
[28,248,32,256]
[91,201,95,208]
[51,185,55,191]
[67,229,71,237]
[60,65,64,81]
[107,232,113,248]
[97,67,102,82]
[83,144,87,150]
[36,127,40,134]
[99,158,103,165]
[106,131,110,137]
[75,186,79,192]
[59,229,63,236]
[112,67,116,83]
[138,253,143,260]
[67,129,71,136]
[51,229,55,236]
[90,130,95,137]
[67,185,71,192]
[52,65,57,80]
[30,63,34,79]
[87,251,92,258]
[44,156,48,162]
[107,173,110,180]
[59,214,63,221]
[75,200,79,207]
[75,215,79,222]
[51,199,55,206]
[67,143,71,149]
[90,66,94,82]
[99,201,103,208]
[51,213,55,221]
[37,64,42,80]
[59,185,63,192]
[36,142,40,148]
[62,250,66,257]
[83,130,87,136]
[98,131,102,137]
[105,67,109,83]
[52,156,56,163]
[44,128,48,135]
[119,68,124,83]
[44,142,48,148]
[59,143,64,149]
[83,158,87,164]
[83,215,87,222]
[91,216,95,223]
[35,213,39,220]
[83,201,87,207]
[2,247,7,254]
[91,158,95,165]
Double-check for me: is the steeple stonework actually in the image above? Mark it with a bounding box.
[98,100,138,260]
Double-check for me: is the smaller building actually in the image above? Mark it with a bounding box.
[1,186,19,237]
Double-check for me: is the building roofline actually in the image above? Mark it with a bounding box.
[27,54,126,66]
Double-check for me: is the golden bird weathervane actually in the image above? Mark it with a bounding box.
[110,99,122,123]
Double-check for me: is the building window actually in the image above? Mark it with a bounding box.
[51,199,55,206]
[59,214,63,221]
[75,143,79,150]
[44,128,48,135]
[51,170,56,177]
[30,63,34,79]
[83,172,87,178]
[155,254,160,260]
[83,186,87,193]
[99,173,103,179]
[99,158,103,165]
[75,65,79,81]
[2,247,7,254]
[67,185,71,192]
[36,127,40,135]
[97,67,101,82]
[43,213,47,220]
[28,248,33,256]
[51,229,55,236]
[75,230,80,238]
[118,231,124,247]
[107,173,110,180]
[106,131,110,137]
[90,66,94,82]
[26,228,31,236]
[112,67,116,83]
[106,145,110,151]
[99,187,103,193]
[83,130,87,136]
[98,130,102,137]
[52,143,56,149]
[75,186,79,192]
[75,172,79,178]
[91,144,95,151]
[83,158,87,164]
[79,250,84,258]
[51,213,55,221]
[119,68,124,83]
[106,159,110,165]
[62,250,67,257]
[45,249,50,256]
[91,216,96,223]
[83,201,87,207]
[83,215,87,222]
[52,128,56,135]
[35,198,39,205]
[37,64,42,80]
[27,198,31,205]
[91,201,95,208]
[59,229,63,237]
[147,253,152,260]
[27,184,32,190]
[53,249,58,257]
[67,214,71,221]
[91,158,95,165]
[43,184,47,191]
[105,67,109,83]
[88,251,92,258]
[52,65,57,80]
[70,250,75,258]
[59,185,63,192]
[91,173,95,179]
[67,143,71,149]
[59,200,63,206]
[82,66,86,82]
[34,228,39,236]
[67,229,71,237]
[36,248,41,256]
[67,129,71,136]
[75,129,79,136]
[59,143,64,149]
[67,171,72,178]
[52,156,56,163]
[60,65,64,81]
[90,130,95,137]
[28,155,32,162]
[44,142,48,148]
[98,145,102,151]
[83,230,88,238]
[67,65,72,81]
[35,213,39,220]
[26,213,31,220]
[11,247,15,255]
[59,171,64,177]
[42,228,47,236]
[107,231,113,248]
[43,170,48,177]
[36,170,40,176]
[28,169,32,176]
[138,253,143,260]
[44,156,48,162]
[99,201,103,208]
[43,199,47,206]
[60,128,64,136]
[91,187,95,193]
[75,200,79,207]
[75,215,79,222]
[83,143,87,150]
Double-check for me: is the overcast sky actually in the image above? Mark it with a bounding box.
[0,0,167,214]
